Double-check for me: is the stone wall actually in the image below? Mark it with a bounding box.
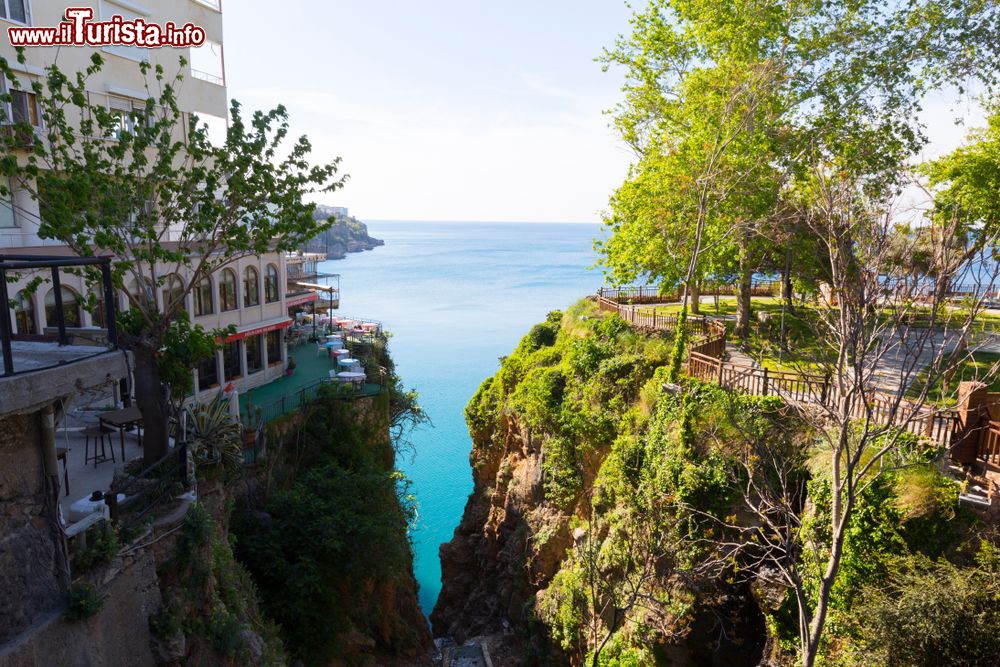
[0,410,64,644]
[0,551,160,667]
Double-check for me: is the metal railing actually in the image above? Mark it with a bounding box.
[0,254,118,376]
[106,443,189,530]
[244,366,386,428]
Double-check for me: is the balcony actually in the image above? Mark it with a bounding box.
[0,254,126,413]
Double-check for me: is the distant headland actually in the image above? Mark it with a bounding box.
[303,204,385,259]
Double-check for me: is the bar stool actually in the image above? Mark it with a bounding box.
[84,425,114,468]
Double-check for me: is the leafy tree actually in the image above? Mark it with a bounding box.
[0,51,345,463]
[598,0,1000,342]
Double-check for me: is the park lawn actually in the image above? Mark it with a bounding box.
[907,350,1000,407]
[636,296,782,318]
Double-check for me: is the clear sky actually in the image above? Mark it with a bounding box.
[221,1,636,223]
[220,2,986,224]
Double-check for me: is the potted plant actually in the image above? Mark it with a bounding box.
[286,357,297,376]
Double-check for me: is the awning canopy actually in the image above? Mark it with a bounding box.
[286,292,319,308]
[295,281,338,292]
[223,317,292,342]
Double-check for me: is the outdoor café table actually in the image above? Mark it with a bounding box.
[98,406,143,462]
[336,371,366,391]
[337,357,360,370]
[332,348,350,358]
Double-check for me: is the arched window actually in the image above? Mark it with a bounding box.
[129,277,156,310]
[220,268,238,311]
[13,290,36,335]
[162,274,186,314]
[194,276,214,316]
[243,266,260,307]
[44,286,82,328]
[264,264,279,303]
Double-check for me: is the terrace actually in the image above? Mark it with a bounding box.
[239,331,384,429]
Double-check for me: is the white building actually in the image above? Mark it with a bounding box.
[0,1,316,400]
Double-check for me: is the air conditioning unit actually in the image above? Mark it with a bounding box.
[0,123,40,149]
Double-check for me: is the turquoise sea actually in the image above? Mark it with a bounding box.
[318,221,602,615]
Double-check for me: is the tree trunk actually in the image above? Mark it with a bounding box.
[132,343,171,466]
[782,257,795,314]
[689,281,701,315]
[735,240,752,339]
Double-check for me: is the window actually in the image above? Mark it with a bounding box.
[44,286,81,328]
[190,40,225,85]
[0,184,15,228]
[107,97,147,140]
[197,354,218,390]
[246,334,263,374]
[162,274,185,314]
[129,277,156,310]
[220,268,238,311]
[90,290,106,329]
[223,340,241,380]
[9,90,38,126]
[243,266,259,306]
[265,330,281,365]
[0,0,29,24]
[100,2,148,62]
[194,276,213,316]
[193,0,221,10]
[264,264,279,303]
[13,290,34,334]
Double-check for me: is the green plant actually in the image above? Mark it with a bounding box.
[64,582,105,621]
[72,521,120,572]
[175,397,243,471]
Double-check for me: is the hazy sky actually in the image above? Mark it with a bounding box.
[221,2,986,224]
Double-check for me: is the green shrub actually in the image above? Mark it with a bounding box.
[543,436,584,510]
[511,366,566,431]
[72,521,119,572]
[64,581,105,621]
[527,321,559,350]
[845,548,1000,666]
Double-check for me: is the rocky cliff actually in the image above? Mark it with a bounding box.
[431,301,769,666]
[304,205,384,259]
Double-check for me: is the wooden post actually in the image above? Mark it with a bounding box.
[762,367,769,396]
[652,308,657,329]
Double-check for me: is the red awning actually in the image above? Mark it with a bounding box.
[286,292,320,308]
[224,318,292,342]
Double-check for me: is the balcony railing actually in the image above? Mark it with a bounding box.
[0,254,118,376]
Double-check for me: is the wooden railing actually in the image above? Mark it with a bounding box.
[978,420,1000,466]
[597,280,782,306]
[598,288,959,448]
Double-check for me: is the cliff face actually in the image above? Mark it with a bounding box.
[432,412,572,643]
[304,206,384,259]
[431,302,770,666]
[232,349,433,666]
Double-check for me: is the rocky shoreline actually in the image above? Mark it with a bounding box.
[304,204,385,259]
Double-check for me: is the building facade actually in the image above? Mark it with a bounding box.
[0,1,307,401]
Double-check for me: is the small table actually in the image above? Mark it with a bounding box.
[337,357,361,372]
[56,447,69,496]
[98,406,143,462]
[336,371,366,391]
[68,493,125,523]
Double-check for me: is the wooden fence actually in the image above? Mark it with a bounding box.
[977,420,1000,467]
[597,288,959,449]
[597,280,782,306]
